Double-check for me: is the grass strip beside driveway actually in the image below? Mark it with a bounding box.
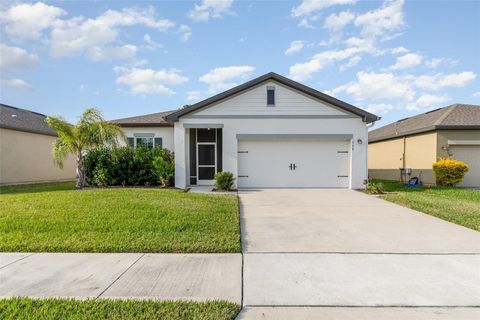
[0,183,240,253]
[0,298,240,320]
[373,180,480,231]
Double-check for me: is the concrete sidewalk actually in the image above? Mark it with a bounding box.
[0,252,242,303]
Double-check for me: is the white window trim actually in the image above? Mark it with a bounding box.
[133,134,155,148]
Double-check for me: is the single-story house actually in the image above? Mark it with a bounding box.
[368,104,480,187]
[0,103,76,185]
[112,72,380,189]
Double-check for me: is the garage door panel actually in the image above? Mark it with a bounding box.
[450,145,480,187]
[238,140,350,188]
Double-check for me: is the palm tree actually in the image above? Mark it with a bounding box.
[46,108,126,189]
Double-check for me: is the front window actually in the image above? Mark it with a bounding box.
[136,136,154,149]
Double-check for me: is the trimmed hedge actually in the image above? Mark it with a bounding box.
[432,158,469,186]
[84,147,174,187]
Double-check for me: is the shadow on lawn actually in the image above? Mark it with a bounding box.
[0,181,76,195]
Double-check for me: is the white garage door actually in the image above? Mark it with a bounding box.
[237,140,350,188]
[450,145,480,187]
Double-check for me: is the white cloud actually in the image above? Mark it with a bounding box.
[188,0,234,22]
[0,44,38,89]
[425,58,442,69]
[0,1,66,39]
[285,40,306,55]
[364,103,394,114]
[50,7,174,60]
[390,53,423,70]
[187,91,203,101]
[289,46,371,81]
[0,43,38,69]
[143,34,162,50]
[339,55,361,71]
[324,11,355,32]
[86,45,137,62]
[473,91,480,98]
[1,78,32,90]
[178,25,192,42]
[354,0,405,40]
[391,46,409,54]
[292,0,357,17]
[406,94,449,111]
[332,71,415,101]
[332,70,476,111]
[292,0,357,28]
[113,67,188,95]
[413,72,477,91]
[200,65,255,93]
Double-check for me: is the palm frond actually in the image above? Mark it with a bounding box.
[51,139,71,168]
[77,108,126,148]
[45,116,77,148]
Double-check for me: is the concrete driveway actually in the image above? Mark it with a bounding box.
[239,189,480,317]
[240,189,480,253]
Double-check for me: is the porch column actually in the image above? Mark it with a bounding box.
[174,122,187,189]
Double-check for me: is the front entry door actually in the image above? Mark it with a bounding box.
[197,142,216,185]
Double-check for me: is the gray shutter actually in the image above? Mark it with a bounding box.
[127,137,134,148]
[154,137,163,148]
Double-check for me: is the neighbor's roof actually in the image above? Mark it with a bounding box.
[166,72,380,123]
[110,110,176,127]
[369,104,480,143]
[0,103,57,136]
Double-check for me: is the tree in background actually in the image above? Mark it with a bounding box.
[46,108,126,189]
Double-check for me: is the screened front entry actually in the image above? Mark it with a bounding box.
[189,128,222,185]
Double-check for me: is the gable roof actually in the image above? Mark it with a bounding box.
[110,110,175,127]
[166,72,380,123]
[369,104,480,143]
[0,103,57,136]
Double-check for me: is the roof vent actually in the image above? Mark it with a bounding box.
[11,114,17,118]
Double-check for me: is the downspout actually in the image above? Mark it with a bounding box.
[365,121,376,187]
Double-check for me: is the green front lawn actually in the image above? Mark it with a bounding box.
[372,180,480,231]
[0,298,240,320]
[0,182,240,253]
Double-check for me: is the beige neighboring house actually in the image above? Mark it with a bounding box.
[0,103,76,185]
[368,104,480,187]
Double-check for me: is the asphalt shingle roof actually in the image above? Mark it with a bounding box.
[369,104,480,143]
[0,103,57,136]
[110,110,176,127]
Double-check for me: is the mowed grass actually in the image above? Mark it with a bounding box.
[373,180,480,231]
[0,298,240,320]
[0,182,240,253]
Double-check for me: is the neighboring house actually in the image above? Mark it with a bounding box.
[112,72,379,189]
[368,104,480,187]
[0,103,76,185]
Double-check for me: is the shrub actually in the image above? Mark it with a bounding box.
[91,167,108,187]
[364,180,385,194]
[84,146,175,187]
[432,158,469,186]
[214,172,235,191]
[152,151,175,187]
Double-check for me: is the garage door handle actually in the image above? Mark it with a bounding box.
[289,163,297,170]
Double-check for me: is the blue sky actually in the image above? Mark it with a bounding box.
[1,0,479,126]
